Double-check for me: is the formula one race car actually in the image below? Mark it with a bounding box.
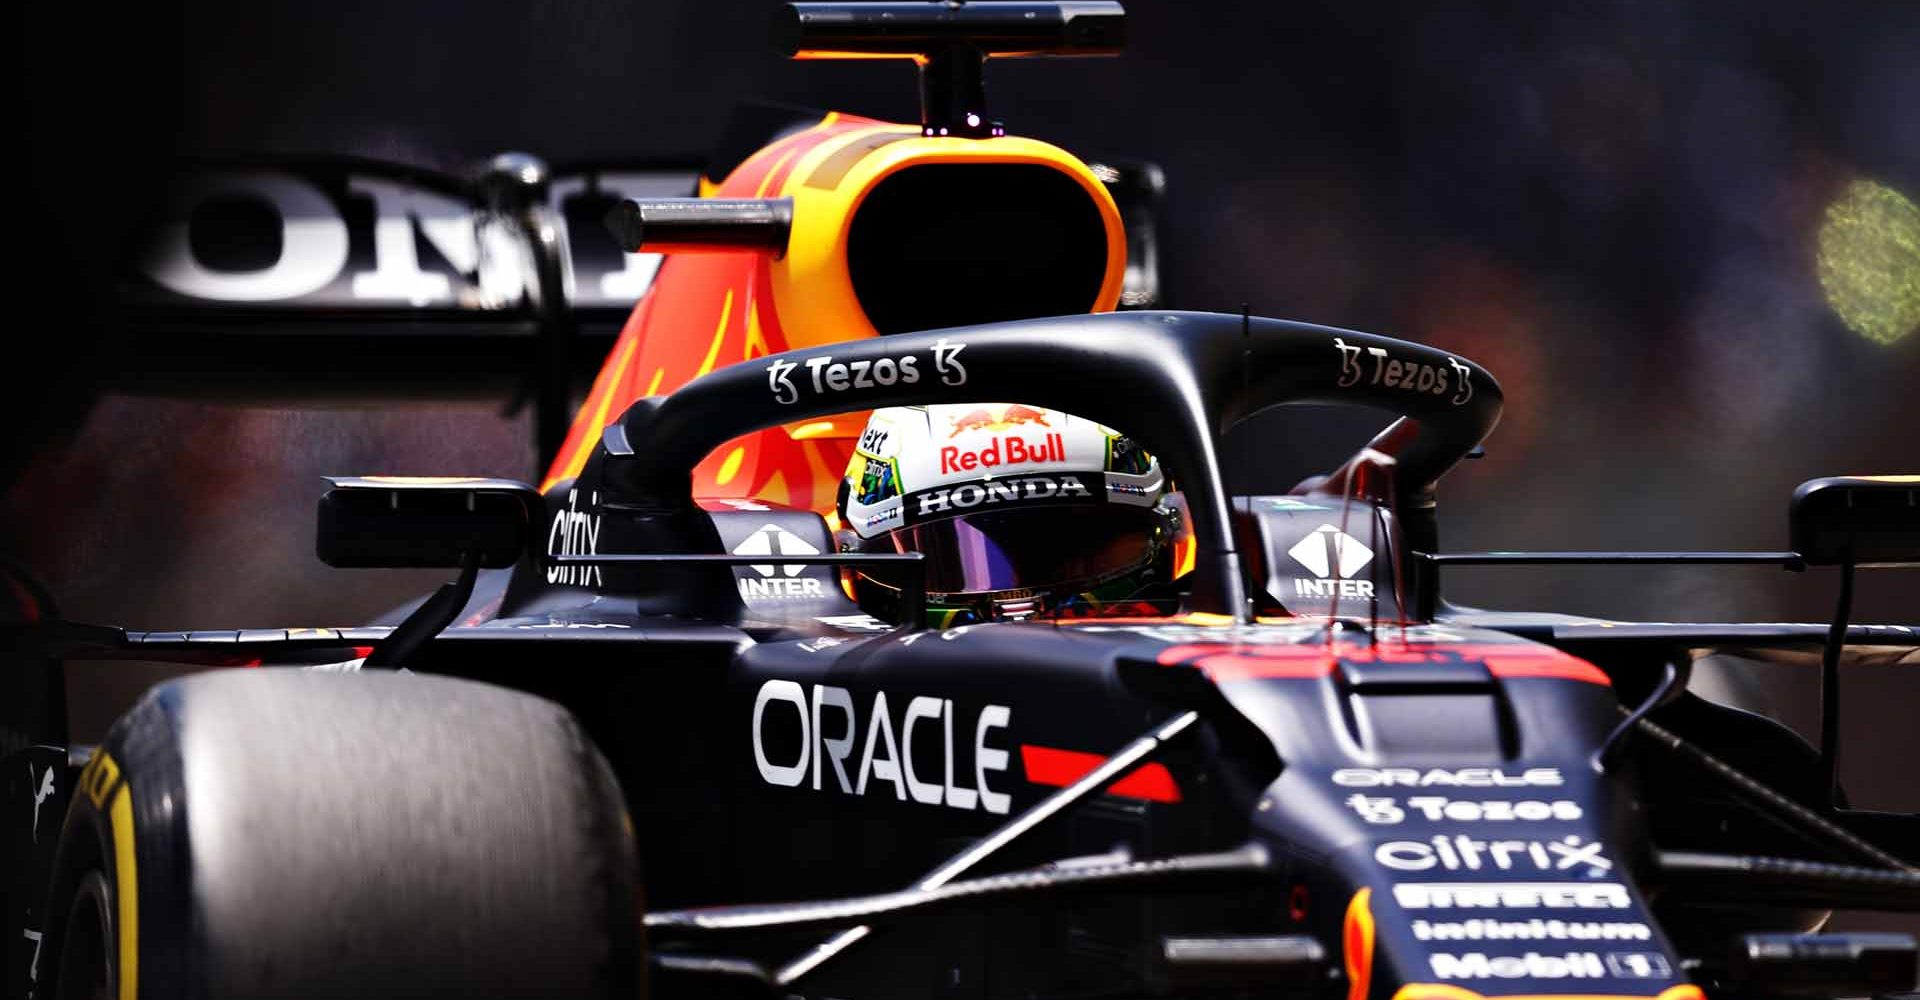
[5,4,1918,1000]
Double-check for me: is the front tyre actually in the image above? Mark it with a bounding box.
[39,670,642,1000]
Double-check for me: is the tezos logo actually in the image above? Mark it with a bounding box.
[1288,525,1375,599]
[1334,336,1473,406]
[733,524,826,600]
[767,337,967,405]
[1345,793,1583,824]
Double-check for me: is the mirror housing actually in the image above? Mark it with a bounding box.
[1790,476,1920,566]
[317,477,540,569]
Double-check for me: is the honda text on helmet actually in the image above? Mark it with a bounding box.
[837,403,1182,625]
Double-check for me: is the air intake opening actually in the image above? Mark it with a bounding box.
[847,164,1110,335]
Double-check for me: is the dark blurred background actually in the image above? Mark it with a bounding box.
[9,0,1918,909]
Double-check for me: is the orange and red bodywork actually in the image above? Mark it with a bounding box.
[542,112,1128,512]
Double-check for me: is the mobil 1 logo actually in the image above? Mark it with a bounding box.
[1428,950,1674,983]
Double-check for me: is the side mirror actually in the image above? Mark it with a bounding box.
[317,477,541,569]
[1790,476,1920,566]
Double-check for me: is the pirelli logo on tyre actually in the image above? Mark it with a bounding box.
[78,749,123,810]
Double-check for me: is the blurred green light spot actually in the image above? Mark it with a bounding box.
[1816,180,1920,345]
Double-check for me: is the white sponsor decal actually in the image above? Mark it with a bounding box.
[914,473,1092,518]
[1393,882,1633,910]
[22,927,42,984]
[1334,767,1563,788]
[137,168,691,308]
[1346,794,1404,823]
[1288,524,1376,599]
[504,622,632,630]
[28,764,54,843]
[142,172,526,306]
[1412,919,1652,942]
[1375,835,1612,876]
[348,176,488,304]
[733,524,827,600]
[765,337,966,405]
[815,614,893,633]
[751,681,1012,814]
[1605,952,1673,979]
[546,489,602,587]
[144,173,351,302]
[1345,793,1584,825]
[1430,951,1605,981]
[1335,336,1474,406]
[304,657,368,672]
[931,338,968,385]
[857,425,892,456]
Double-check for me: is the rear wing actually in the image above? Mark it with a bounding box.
[116,151,1168,467]
[119,155,699,463]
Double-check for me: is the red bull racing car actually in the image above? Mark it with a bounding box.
[5,4,1918,999]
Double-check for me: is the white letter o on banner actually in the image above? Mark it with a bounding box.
[752,680,811,787]
[143,172,349,302]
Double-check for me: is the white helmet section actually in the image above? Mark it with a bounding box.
[842,403,1166,540]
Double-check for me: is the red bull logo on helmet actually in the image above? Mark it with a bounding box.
[947,404,1053,438]
[940,432,1068,475]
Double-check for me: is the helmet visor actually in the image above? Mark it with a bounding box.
[887,504,1161,595]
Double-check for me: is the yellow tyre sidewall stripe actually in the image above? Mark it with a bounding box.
[80,749,139,1000]
[110,783,138,1000]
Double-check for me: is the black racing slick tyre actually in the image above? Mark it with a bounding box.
[37,670,643,1000]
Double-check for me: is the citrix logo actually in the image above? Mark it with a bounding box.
[1375,835,1612,876]
[546,489,602,588]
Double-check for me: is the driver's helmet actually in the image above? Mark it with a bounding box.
[837,403,1177,625]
